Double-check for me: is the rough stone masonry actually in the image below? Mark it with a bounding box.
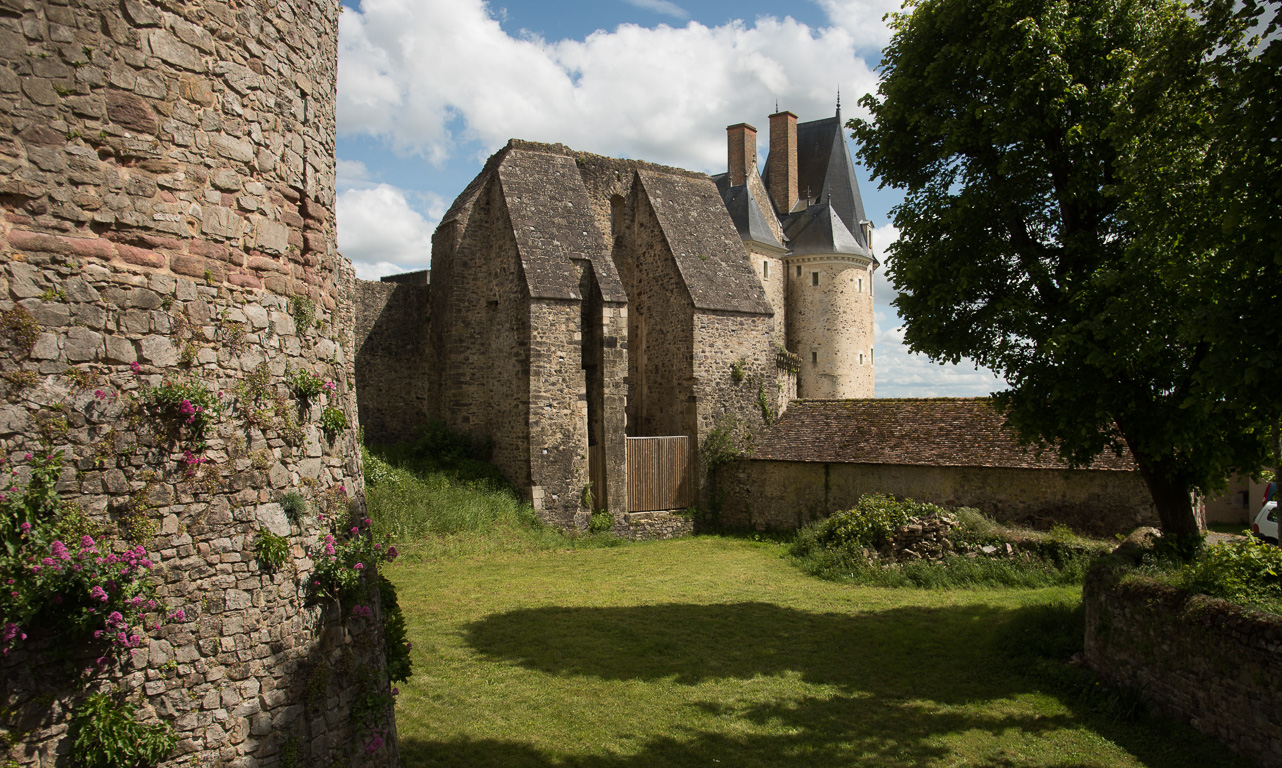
[0,0,397,766]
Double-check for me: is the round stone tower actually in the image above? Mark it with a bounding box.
[758,106,878,400]
[786,247,876,399]
[0,1,398,766]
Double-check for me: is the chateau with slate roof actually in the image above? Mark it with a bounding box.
[354,108,1156,537]
[355,108,878,531]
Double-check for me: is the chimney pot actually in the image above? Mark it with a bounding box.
[726,123,757,187]
[767,110,798,216]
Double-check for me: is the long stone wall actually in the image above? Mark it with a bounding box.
[717,459,1156,535]
[354,279,431,445]
[0,0,396,765]
[1084,566,1282,767]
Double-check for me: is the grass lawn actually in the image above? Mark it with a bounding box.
[385,535,1244,768]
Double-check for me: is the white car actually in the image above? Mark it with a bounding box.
[1252,501,1278,543]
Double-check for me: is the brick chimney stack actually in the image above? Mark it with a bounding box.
[767,110,798,215]
[727,123,757,187]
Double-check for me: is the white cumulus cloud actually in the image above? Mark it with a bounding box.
[337,0,882,172]
[336,183,442,276]
[623,0,690,20]
[814,0,908,52]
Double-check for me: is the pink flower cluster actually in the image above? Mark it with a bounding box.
[99,610,143,649]
[177,398,204,424]
[181,449,209,477]
[351,604,373,620]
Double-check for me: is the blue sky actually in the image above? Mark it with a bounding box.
[334,0,1005,397]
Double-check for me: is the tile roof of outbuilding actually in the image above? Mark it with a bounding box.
[751,398,1137,471]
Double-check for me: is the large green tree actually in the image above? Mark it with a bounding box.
[1113,0,1282,491]
[852,0,1280,544]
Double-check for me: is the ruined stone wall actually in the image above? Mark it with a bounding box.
[615,182,695,439]
[1084,568,1282,768]
[430,181,534,496]
[0,0,397,765]
[527,298,588,527]
[692,311,775,438]
[613,510,694,541]
[354,279,431,445]
[717,460,1155,535]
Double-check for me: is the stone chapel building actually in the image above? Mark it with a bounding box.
[354,108,1156,537]
[355,107,879,532]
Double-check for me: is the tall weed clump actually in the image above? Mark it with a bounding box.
[363,422,620,556]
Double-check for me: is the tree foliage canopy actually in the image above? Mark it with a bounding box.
[852,0,1281,542]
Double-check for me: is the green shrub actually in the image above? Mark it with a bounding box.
[70,691,176,768]
[947,506,1006,548]
[379,575,412,683]
[702,414,750,473]
[288,368,325,401]
[254,528,289,572]
[815,494,945,550]
[789,495,1101,589]
[364,451,399,489]
[290,295,316,330]
[320,406,347,437]
[589,511,614,534]
[1175,537,1282,609]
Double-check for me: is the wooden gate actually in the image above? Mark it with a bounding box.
[626,436,692,512]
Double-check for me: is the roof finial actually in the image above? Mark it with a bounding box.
[836,87,841,118]
[775,98,779,113]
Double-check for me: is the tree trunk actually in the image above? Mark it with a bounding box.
[1118,421,1203,553]
[1135,462,1203,541]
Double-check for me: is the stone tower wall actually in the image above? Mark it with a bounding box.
[786,255,875,398]
[0,1,397,766]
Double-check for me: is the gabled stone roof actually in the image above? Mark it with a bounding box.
[445,142,627,302]
[637,169,774,315]
[751,398,1137,471]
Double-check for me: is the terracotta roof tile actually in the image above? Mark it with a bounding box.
[752,398,1136,471]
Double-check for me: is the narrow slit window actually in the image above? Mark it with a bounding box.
[811,351,818,364]
[858,277,863,292]
[762,261,769,279]
[811,272,819,286]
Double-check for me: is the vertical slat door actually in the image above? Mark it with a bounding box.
[625,436,691,512]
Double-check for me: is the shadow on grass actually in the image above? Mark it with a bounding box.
[394,601,1245,768]
[464,601,1017,698]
